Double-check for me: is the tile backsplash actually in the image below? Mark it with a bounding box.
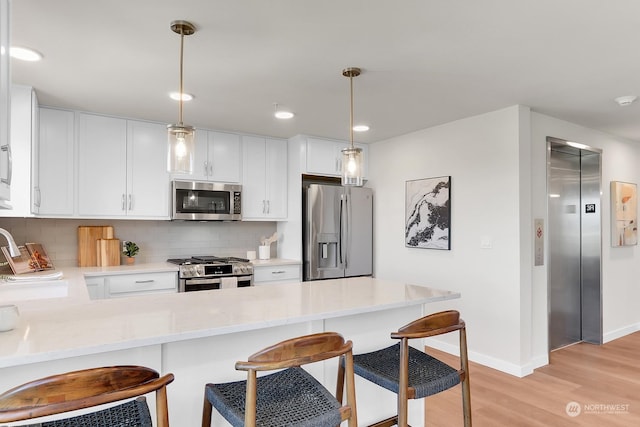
[0,218,277,267]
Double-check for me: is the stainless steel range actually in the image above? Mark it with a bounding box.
[167,256,254,292]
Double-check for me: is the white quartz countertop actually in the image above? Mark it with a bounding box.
[0,264,459,369]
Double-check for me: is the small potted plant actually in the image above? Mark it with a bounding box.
[123,241,139,265]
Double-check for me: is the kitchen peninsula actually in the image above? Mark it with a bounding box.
[0,268,460,426]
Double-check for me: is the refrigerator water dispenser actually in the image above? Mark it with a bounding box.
[317,234,338,269]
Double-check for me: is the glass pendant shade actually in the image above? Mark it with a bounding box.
[341,67,364,187]
[167,124,195,174]
[341,146,363,186]
[167,20,196,174]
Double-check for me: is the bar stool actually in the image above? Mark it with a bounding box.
[202,331,358,427]
[338,310,471,427]
[0,365,175,427]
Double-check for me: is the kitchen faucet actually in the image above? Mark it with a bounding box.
[0,228,20,257]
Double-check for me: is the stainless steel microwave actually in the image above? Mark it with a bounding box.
[172,180,242,221]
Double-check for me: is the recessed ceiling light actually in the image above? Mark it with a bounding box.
[614,95,637,106]
[273,103,294,119]
[353,124,369,132]
[169,92,193,101]
[274,110,294,119]
[10,46,43,62]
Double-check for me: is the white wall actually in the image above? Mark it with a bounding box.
[368,105,529,375]
[0,218,277,266]
[530,112,640,352]
[368,103,640,377]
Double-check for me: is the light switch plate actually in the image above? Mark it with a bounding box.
[480,237,492,249]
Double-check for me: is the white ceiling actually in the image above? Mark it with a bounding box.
[10,0,640,144]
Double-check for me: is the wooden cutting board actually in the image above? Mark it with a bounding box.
[97,238,121,267]
[78,226,114,266]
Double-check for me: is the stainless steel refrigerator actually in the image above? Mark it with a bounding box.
[303,184,373,281]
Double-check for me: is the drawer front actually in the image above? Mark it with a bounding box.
[254,264,300,283]
[85,277,105,300]
[107,272,177,296]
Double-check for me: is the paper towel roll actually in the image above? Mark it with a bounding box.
[220,277,237,289]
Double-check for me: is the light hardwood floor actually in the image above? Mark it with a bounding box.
[421,331,640,426]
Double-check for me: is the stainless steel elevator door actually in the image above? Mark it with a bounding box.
[547,137,603,352]
[548,150,582,350]
[580,152,602,345]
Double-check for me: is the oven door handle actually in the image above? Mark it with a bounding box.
[185,278,222,284]
[182,277,222,292]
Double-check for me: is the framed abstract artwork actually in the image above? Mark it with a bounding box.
[405,176,451,250]
[611,181,637,247]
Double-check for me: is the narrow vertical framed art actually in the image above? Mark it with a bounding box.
[611,181,637,246]
[405,176,451,250]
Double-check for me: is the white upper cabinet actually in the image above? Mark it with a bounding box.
[34,107,74,216]
[78,113,169,219]
[172,130,241,183]
[127,120,170,217]
[0,85,37,217]
[0,0,9,208]
[78,113,127,217]
[305,137,368,178]
[242,135,287,220]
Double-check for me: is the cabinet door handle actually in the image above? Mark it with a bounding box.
[209,162,213,176]
[34,186,41,207]
[272,270,285,274]
[135,279,155,284]
[1,145,12,185]
[262,200,266,214]
[121,194,126,211]
[128,194,133,211]
[267,200,270,214]
[204,161,209,176]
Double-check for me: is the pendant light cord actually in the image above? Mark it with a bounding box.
[349,73,354,149]
[178,30,185,126]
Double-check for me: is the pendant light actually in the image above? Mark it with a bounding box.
[167,20,196,173]
[341,67,364,186]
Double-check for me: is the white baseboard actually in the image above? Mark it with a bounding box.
[426,339,549,378]
[425,323,640,379]
[603,322,640,343]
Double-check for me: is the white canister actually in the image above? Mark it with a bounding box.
[0,304,19,332]
[246,250,257,261]
[258,245,271,260]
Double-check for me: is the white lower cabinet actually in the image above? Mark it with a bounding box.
[253,264,301,285]
[85,276,105,300]
[86,271,177,299]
